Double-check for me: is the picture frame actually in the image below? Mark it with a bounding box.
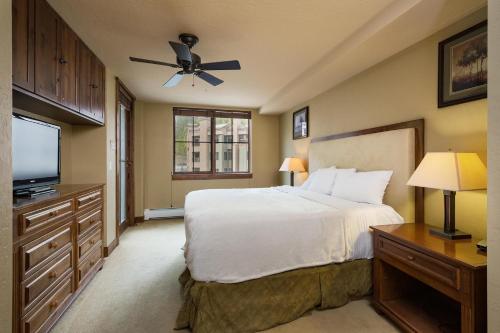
[438,21,487,108]
[293,107,309,140]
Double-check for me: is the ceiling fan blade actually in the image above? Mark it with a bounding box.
[163,71,184,88]
[168,41,192,62]
[196,71,223,86]
[199,60,241,71]
[129,57,180,68]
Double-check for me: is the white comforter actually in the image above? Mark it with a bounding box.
[184,186,403,283]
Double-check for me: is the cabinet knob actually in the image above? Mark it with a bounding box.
[90,260,95,266]
[49,211,58,217]
[90,239,96,245]
[48,241,59,249]
[407,255,414,261]
[48,271,58,279]
[59,57,67,64]
[49,300,59,309]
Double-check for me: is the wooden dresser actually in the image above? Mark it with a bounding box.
[371,224,487,333]
[12,184,104,333]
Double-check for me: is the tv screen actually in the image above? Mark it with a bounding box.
[12,114,61,190]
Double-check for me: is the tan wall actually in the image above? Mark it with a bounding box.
[488,1,500,331]
[279,9,488,239]
[0,1,13,331]
[134,102,280,214]
[104,71,117,246]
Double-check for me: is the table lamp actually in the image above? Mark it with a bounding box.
[407,152,487,239]
[279,157,305,186]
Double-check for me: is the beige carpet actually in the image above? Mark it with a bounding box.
[51,219,399,333]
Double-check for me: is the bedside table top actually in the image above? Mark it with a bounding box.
[371,223,487,269]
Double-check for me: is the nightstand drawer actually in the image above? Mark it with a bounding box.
[378,236,460,289]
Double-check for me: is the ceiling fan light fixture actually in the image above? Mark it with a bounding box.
[130,33,241,88]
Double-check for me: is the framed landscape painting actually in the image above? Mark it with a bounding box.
[293,107,309,140]
[438,21,487,108]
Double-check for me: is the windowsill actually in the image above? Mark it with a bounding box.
[172,173,253,180]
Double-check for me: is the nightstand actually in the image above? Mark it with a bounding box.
[371,223,487,333]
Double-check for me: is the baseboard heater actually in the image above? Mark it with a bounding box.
[144,208,185,220]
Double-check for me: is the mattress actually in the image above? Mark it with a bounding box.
[183,186,403,283]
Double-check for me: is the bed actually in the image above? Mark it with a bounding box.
[176,119,425,333]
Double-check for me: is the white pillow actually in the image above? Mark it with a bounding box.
[331,170,393,204]
[305,167,337,194]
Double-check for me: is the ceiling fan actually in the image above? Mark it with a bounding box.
[130,33,241,87]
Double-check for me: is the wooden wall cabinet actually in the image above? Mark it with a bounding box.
[13,184,104,333]
[58,21,79,110]
[90,56,105,123]
[12,0,105,126]
[34,0,58,102]
[12,0,35,91]
[79,42,105,123]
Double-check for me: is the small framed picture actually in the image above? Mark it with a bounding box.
[438,21,487,108]
[293,107,309,140]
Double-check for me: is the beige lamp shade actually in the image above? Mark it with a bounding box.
[279,157,305,172]
[407,152,487,191]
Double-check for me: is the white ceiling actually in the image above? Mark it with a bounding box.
[49,0,486,114]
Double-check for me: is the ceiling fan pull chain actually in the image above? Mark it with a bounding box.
[192,74,195,87]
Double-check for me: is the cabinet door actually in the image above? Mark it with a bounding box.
[12,0,35,91]
[58,21,79,110]
[78,42,92,117]
[35,0,58,102]
[91,56,105,123]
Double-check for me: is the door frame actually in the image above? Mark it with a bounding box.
[115,78,136,239]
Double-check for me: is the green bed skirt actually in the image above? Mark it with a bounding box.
[175,259,373,333]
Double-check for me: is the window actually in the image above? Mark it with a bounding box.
[173,108,251,180]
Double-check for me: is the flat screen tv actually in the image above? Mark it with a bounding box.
[12,114,61,191]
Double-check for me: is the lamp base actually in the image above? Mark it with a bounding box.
[429,227,471,240]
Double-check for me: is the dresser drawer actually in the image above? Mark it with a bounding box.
[21,274,73,333]
[19,200,73,236]
[378,236,460,289]
[76,189,102,212]
[78,227,102,260]
[77,208,102,237]
[21,224,72,279]
[21,250,72,314]
[78,245,102,284]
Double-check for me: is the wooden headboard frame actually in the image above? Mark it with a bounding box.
[311,119,425,224]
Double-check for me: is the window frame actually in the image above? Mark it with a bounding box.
[172,107,252,180]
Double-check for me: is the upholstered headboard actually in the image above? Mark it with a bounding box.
[309,120,424,223]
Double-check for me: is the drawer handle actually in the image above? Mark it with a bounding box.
[49,211,58,217]
[407,255,415,261]
[48,271,58,279]
[90,239,96,245]
[49,300,59,310]
[48,241,59,249]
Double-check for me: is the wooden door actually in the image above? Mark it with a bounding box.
[78,42,93,118]
[91,56,105,122]
[116,79,135,237]
[58,21,79,110]
[35,0,59,102]
[12,0,35,91]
